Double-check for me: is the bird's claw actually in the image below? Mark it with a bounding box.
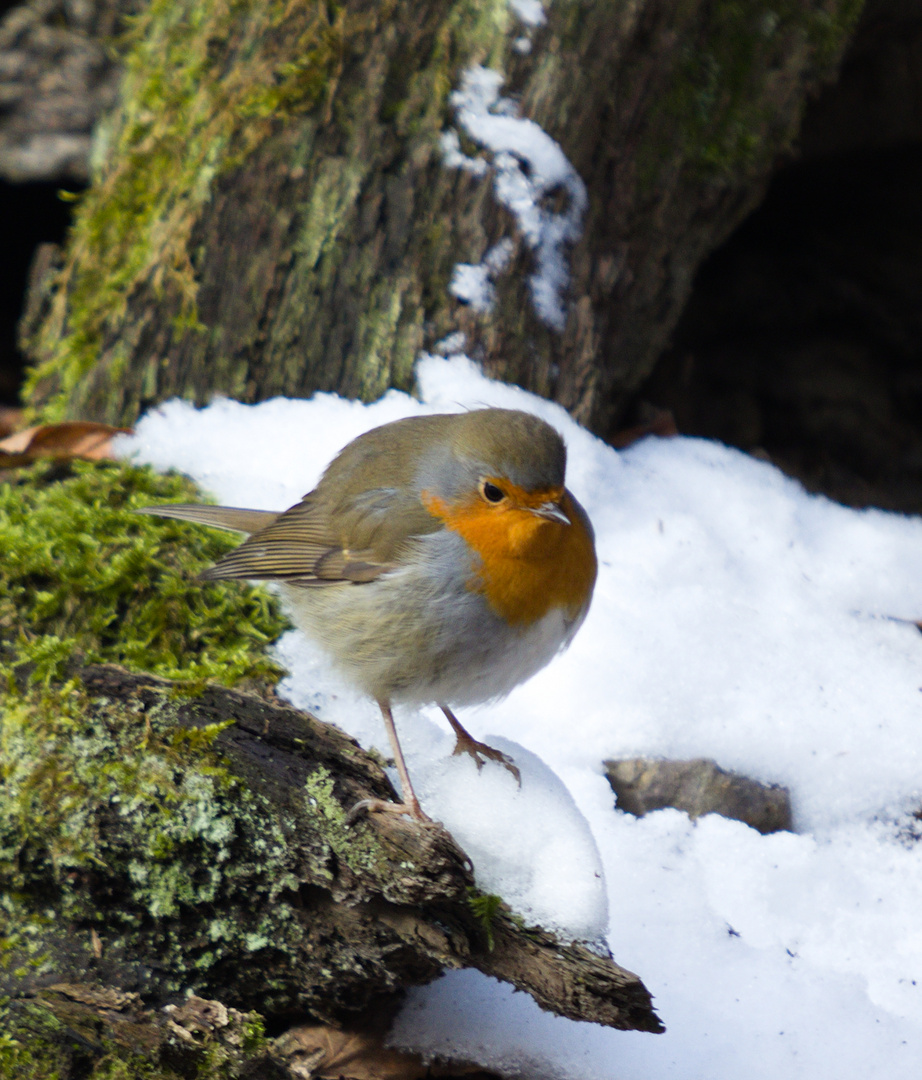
[345,797,432,825]
[451,732,521,785]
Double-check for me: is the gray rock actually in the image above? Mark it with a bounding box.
[604,757,793,834]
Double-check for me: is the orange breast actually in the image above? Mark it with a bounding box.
[423,489,597,626]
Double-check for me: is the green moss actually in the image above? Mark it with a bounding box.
[23,0,517,422]
[304,768,387,880]
[0,1002,71,1079]
[238,1013,268,1056]
[23,0,347,421]
[0,460,288,689]
[0,456,295,1001]
[0,991,271,1079]
[0,673,308,1021]
[638,0,866,186]
[0,678,295,931]
[0,459,411,1032]
[466,888,503,952]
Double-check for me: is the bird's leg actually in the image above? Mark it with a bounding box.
[346,699,431,823]
[440,705,521,784]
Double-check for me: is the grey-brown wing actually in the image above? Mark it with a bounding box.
[138,500,345,584]
[201,488,440,587]
[137,504,281,534]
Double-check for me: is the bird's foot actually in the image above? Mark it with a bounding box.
[451,731,521,784]
[345,797,432,825]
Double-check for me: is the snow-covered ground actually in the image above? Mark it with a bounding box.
[122,353,922,1080]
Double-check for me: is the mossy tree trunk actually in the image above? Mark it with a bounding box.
[22,0,864,439]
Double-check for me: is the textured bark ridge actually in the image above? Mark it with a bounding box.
[22,0,864,436]
[4,663,662,1036]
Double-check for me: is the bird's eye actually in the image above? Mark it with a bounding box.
[481,480,505,504]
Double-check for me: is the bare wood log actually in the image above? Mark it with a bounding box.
[3,662,662,1036]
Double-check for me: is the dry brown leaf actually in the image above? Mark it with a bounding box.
[275,1025,428,1080]
[0,420,132,466]
[275,1023,495,1080]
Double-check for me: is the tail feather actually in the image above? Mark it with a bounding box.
[137,504,280,535]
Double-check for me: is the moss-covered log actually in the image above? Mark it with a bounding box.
[2,988,280,1080]
[1,662,662,1037]
[0,455,661,1080]
[22,0,864,437]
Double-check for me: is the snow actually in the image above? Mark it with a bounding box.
[441,67,587,329]
[508,0,545,55]
[420,739,606,940]
[448,239,515,313]
[508,0,546,29]
[120,353,922,1078]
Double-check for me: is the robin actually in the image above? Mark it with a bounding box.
[143,407,597,822]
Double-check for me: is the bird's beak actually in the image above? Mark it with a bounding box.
[531,500,570,524]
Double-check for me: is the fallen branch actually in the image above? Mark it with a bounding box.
[3,663,662,1037]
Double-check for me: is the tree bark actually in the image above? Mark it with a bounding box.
[2,663,662,1038]
[21,0,864,438]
